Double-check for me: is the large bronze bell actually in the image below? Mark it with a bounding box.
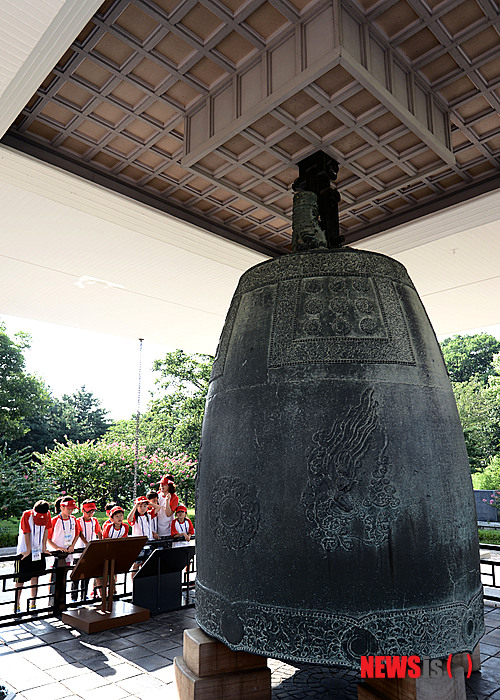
[195,154,483,668]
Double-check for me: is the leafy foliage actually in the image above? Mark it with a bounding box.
[453,377,500,472]
[440,333,500,473]
[104,350,213,459]
[441,333,500,384]
[149,350,213,458]
[0,324,51,443]
[36,439,197,509]
[0,445,56,518]
[59,386,111,443]
[10,386,111,455]
[478,529,500,545]
[472,456,500,489]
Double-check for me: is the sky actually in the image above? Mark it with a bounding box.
[2,313,500,422]
[1,313,176,421]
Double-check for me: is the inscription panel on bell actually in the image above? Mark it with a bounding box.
[270,276,415,367]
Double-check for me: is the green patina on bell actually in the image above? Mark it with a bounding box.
[195,153,483,668]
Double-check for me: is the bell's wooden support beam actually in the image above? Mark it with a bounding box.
[174,627,271,700]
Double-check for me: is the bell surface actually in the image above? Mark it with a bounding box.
[195,247,483,669]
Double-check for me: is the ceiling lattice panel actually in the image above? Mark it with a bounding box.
[3,0,500,255]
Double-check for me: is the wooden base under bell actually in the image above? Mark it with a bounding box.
[357,645,480,700]
[174,626,271,699]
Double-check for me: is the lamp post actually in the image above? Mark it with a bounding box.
[133,338,144,500]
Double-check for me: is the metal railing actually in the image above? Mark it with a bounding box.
[480,542,500,603]
[3,540,497,626]
[0,537,196,627]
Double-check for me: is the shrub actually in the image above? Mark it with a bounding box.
[0,529,17,548]
[472,456,500,490]
[36,439,197,509]
[478,529,500,545]
[0,445,56,518]
[141,450,197,507]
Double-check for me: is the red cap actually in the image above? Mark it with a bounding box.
[135,496,149,505]
[82,502,96,512]
[160,476,172,485]
[176,505,187,513]
[109,506,124,518]
[60,498,76,509]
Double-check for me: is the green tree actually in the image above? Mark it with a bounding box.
[472,456,500,489]
[104,414,157,454]
[37,439,139,508]
[105,350,213,459]
[441,333,500,384]
[0,446,56,518]
[10,386,111,455]
[148,350,213,458]
[10,394,67,454]
[453,378,498,472]
[0,323,50,444]
[59,386,111,443]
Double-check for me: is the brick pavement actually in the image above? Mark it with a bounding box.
[1,604,500,699]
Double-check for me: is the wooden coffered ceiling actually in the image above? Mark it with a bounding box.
[3,0,500,256]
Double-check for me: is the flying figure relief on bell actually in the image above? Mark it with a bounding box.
[302,388,400,552]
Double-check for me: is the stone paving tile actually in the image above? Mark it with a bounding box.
[133,653,172,672]
[114,644,153,662]
[122,632,162,646]
[62,671,112,694]
[116,673,166,693]
[95,661,142,682]
[4,606,500,699]
[46,661,88,681]
[23,682,72,700]
[150,664,175,684]
[93,636,137,651]
[158,644,184,661]
[77,684,132,700]
[466,674,500,699]
[141,637,181,653]
[38,630,82,644]
[6,635,46,651]
[20,644,76,669]
[1,661,55,693]
[477,656,500,684]
[480,642,500,656]
[82,653,122,672]
[76,685,130,700]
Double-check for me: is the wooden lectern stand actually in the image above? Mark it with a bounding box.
[62,536,150,634]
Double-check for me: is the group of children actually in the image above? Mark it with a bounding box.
[14,475,194,612]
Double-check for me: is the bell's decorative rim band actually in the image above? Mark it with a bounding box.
[195,581,484,670]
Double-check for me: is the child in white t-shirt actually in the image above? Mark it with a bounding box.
[171,505,194,548]
[127,496,155,540]
[73,499,102,600]
[47,496,81,564]
[14,500,51,613]
[157,477,178,537]
[147,491,160,539]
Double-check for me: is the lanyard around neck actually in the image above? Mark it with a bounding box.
[138,513,150,536]
[83,518,94,539]
[59,515,74,532]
